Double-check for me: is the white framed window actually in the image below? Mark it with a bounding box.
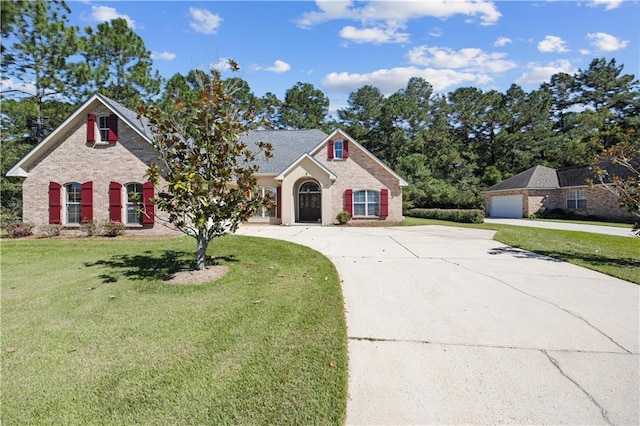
[334,140,344,159]
[98,115,110,141]
[126,183,143,224]
[567,189,587,209]
[252,186,277,218]
[66,182,82,224]
[353,190,380,217]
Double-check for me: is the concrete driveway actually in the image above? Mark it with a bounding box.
[237,225,640,425]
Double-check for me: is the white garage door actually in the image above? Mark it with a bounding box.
[490,195,523,218]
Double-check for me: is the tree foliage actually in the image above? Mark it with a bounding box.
[81,18,162,108]
[138,61,273,270]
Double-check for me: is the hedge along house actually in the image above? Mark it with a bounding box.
[7,93,407,233]
[483,164,637,222]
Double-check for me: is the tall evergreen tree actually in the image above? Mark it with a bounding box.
[82,18,162,108]
[2,0,81,142]
[280,82,329,130]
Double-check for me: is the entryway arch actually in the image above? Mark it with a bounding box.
[297,180,322,223]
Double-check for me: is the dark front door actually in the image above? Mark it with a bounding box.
[299,192,321,222]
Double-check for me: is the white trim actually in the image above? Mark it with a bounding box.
[310,129,409,187]
[275,153,337,182]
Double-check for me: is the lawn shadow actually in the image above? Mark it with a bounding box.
[85,250,238,283]
[489,246,640,272]
[488,246,562,262]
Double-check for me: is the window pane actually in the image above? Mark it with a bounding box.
[577,199,587,209]
[353,204,365,216]
[368,190,380,203]
[354,191,366,202]
[368,203,380,216]
[68,204,81,224]
[127,205,139,223]
[334,141,343,158]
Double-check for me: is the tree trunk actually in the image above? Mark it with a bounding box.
[195,231,209,270]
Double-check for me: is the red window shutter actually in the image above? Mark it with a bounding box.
[328,140,334,159]
[107,114,118,143]
[343,140,349,159]
[81,181,93,222]
[109,182,123,222]
[87,114,96,143]
[142,182,155,225]
[380,188,389,217]
[48,182,62,224]
[276,186,282,219]
[344,189,353,216]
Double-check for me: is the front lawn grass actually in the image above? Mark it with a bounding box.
[404,217,639,284]
[1,235,347,425]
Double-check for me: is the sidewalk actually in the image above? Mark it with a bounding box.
[484,218,637,238]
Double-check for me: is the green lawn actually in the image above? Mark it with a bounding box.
[404,217,640,284]
[1,235,347,425]
[528,218,634,228]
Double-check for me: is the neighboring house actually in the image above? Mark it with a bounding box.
[484,164,636,222]
[7,93,407,234]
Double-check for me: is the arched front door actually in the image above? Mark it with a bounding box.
[298,181,321,222]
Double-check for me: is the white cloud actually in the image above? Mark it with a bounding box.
[296,0,502,44]
[515,60,575,85]
[189,7,222,34]
[0,78,36,97]
[264,60,291,73]
[322,66,486,95]
[587,0,623,11]
[151,51,176,61]
[298,0,502,45]
[339,25,409,44]
[538,35,569,53]
[586,32,629,51]
[429,27,443,38]
[494,37,512,47]
[407,46,517,73]
[90,5,136,29]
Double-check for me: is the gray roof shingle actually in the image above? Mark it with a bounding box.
[485,165,559,191]
[240,129,328,174]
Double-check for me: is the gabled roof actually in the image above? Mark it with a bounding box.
[6,93,152,177]
[484,165,558,192]
[275,153,337,181]
[240,129,328,174]
[311,129,409,186]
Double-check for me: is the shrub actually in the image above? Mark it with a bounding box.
[407,208,485,224]
[5,221,35,238]
[101,220,126,237]
[80,220,99,236]
[336,210,351,225]
[41,224,62,238]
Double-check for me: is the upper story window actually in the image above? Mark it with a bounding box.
[353,190,380,217]
[334,140,344,159]
[567,189,587,209]
[66,182,82,224]
[98,115,110,141]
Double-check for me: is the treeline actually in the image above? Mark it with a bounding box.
[1,1,639,221]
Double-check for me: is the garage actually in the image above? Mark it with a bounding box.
[489,194,523,218]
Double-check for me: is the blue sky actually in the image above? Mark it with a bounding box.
[9,1,640,112]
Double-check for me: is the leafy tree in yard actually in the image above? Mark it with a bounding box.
[138,61,273,270]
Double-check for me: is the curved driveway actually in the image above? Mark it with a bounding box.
[237,225,639,425]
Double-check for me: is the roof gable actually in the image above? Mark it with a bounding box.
[311,129,409,186]
[7,93,152,177]
[275,153,337,181]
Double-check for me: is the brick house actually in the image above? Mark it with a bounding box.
[484,164,637,222]
[7,93,407,234]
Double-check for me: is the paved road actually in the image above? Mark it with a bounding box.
[485,218,638,238]
[237,225,640,425]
